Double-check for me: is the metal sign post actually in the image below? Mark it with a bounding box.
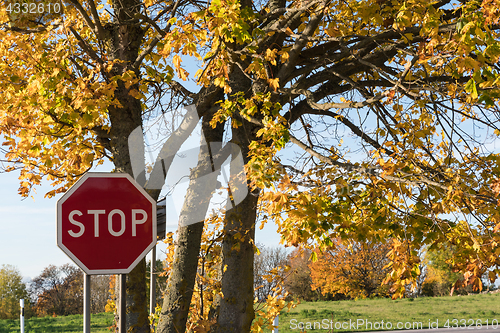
[55,173,161,333]
[120,274,126,333]
[83,274,90,333]
[150,245,156,315]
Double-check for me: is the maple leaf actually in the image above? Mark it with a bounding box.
[268,78,279,91]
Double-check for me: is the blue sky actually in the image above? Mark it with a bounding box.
[0,170,72,279]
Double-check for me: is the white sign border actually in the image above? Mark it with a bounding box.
[56,172,157,275]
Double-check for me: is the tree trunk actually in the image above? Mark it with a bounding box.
[107,83,150,332]
[215,192,258,332]
[157,110,224,333]
[126,259,149,332]
[157,222,205,333]
[214,135,260,331]
[206,23,279,324]
[105,6,148,329]
[208,49,263,331]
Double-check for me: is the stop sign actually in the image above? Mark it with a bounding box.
[57,173,157,275]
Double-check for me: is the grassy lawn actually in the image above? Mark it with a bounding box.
[2,294,500,332]
[0,312,114,333]
[266,293,500,332]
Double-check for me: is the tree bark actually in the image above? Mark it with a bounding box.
[215,97,261,332]
[105,0,148,328]
[157,109,224,333]
[215,192,258,332]
[126,259,149,332]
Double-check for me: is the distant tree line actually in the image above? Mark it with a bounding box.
[255,241,391,302]
[0,264,110,319]
[256,241,497,303]
[1,243,495,321]
[420,245,496,297]
[0,259,170,321]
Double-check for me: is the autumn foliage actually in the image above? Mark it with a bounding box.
[282,248,319,301]
[421,246,464,297]
[29,264,83,317]
[309,240,390,299]
[0,265,29,319]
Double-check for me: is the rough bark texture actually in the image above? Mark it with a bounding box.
[127,259,149,333]
[215,192,258,332]
[213,63,261,331]
[214,121,260,332]
[157,109,224,333]
[157,222,205,333]
[104,0,148,330]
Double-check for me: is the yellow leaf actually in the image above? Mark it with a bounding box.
[280,51,289,62]
[268,78,279,91]
[488,271,497,283]
[265,48,278,66]
[173,55,182,70]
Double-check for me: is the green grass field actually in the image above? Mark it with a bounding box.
[0,312,114,333]
[2,294,500,332]
[268,293,500,332]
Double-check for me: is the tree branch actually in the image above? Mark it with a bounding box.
[288,135,498,205]
[66,0,97,33]
[133,0,183,71]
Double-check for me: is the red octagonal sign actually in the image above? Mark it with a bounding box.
[57,173,157,275]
